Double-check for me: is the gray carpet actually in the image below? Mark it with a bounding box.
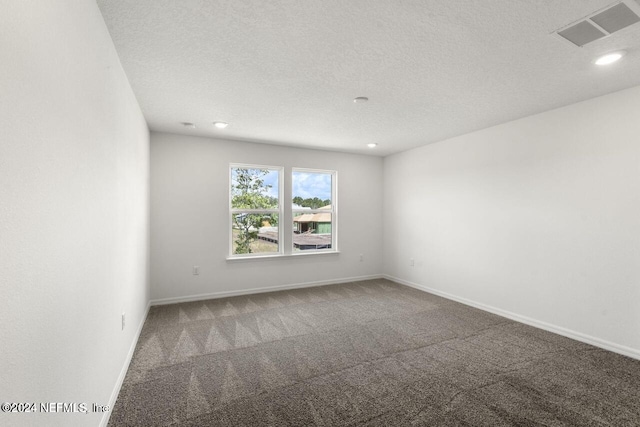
[108,279,640,426]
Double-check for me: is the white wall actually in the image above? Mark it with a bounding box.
[0,2,149,426]
[150,132,383,301]
[384,85,640,358]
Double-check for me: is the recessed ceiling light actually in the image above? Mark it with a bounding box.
[595,51,626,65]
[213,121,229,129]
[367,143,378,148]
[354,97,369,103]
[181,122,196,128]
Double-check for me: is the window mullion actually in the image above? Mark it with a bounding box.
[231,209,280,214]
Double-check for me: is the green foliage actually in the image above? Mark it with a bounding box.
[292,196,331,209]
[231,168,278,210]
[232,168,278,254]
[233,213,261,254]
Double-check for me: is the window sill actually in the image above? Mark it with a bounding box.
[226,251,340,262]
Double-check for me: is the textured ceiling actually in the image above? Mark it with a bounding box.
[97,0,640,156]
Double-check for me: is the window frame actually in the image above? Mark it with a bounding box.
[291,168,338,254]
[229,163,284,258]
[228,164,338,259]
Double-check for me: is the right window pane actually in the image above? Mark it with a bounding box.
[292,170,335,252]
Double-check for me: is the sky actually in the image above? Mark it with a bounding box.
[262,169,279,198]
[232,168,331,201]
[292,171,331,200]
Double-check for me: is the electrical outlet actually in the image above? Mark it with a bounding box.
[410,258,415,267]
[359,254,363,262]
[193,265,200,275]
[121,313,125,330]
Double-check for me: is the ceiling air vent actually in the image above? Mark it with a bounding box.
[558,21,607,46]
[554,0,640,47]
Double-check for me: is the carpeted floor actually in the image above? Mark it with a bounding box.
[108,279,640,426]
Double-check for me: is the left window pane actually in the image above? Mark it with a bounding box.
[230,167,280,255]
[231,213,279,254]
[231,168,279,209]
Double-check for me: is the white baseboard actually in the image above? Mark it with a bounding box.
[150,274,384,306]
[100,300,152,427]
[384,274,640,361]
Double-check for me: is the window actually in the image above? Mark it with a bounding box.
[229,165,337,258]
[230,165,282,256]
[292,169,336,252]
